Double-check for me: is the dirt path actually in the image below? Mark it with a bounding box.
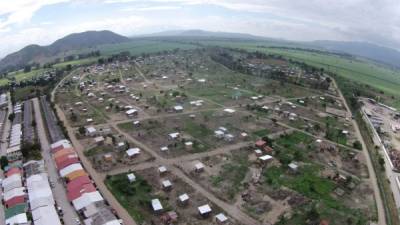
[32,98,79,225]
[106,141,251,176]
[331,78,385,225]
[112,123,261,225]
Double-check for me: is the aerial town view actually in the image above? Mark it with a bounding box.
[0,1,399,225]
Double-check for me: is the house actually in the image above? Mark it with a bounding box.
[223,108,236,114]
[151,199,163,212]
[127,173,136,183]
[72,191,103,211]
[198,204,212,218]
[133,121,140,127]
[85,126,97,136]
[158,166,167,174]
[185,141,193,149]
[94,136,105,145]
[126,148,141,158]
[255,140,266,148]
[178,193,189,206]
[214,130,225,138]
[86,118,94,123]
[125,109,138,117]
[160,146,169,152]
[162,180,172,191]
[174,105,184,112]
[259,155,273,164]
[103,153,113,162]
[254,149,263,156]
[6,145,22,161]
[117,142,126,150]
[168,132,180,140]
[224,134,234,142]
[288,162,299,173]
[194,162,205,172]
[216,213,228,224]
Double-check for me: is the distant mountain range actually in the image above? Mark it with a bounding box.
[0,30,129,73]
[145,30,400,68]
[141,29,266,40]
[1,29,400,73]
[310,40,400,68]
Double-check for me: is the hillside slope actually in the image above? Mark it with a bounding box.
[0,30,129,73]
[312,40,400,68]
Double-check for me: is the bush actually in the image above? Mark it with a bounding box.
[353,140,362,150]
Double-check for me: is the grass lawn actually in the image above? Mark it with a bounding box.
[84,145,112,157]
[183,120,213,139]
[264,165,338,208]
[252,128,270,137]
[209,151,249,200]
[105,173,163,223]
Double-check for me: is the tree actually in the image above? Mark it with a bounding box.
[8,113,15,121]
[0,156,9,170]
[352,140,362,150]
[24,65,31,73]
[31,119,36,127]
[78,126,86,135]
[378,156,385,170]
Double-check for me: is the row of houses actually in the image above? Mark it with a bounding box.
[6,103,23,161]
[50,139,121,225]
[2,160,62,225]
[0,93,7,108]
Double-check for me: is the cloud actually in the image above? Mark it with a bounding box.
[0,0,71,29]
[123,6,182,11]
[1,0,400,57]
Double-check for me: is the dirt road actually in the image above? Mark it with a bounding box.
[32,98,79,225]
[331,79,385,225]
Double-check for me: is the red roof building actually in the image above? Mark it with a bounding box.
[67,183,96,201]
[55,154,79,170]
[67,175,91,193]
[320,220,329,225]
[6,168,21,177]
[255,140,266,148]
[5,196,25,208]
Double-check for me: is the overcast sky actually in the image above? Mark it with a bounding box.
[0,0,399,57]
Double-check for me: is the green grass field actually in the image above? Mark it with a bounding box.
[194,39,400,107]
[75,39,198,56]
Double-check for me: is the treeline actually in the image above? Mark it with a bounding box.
[267,46,355,59]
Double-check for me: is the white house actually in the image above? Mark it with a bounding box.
[195,162,205,172]
[168,132,180,140]
[151,199,163,212]
[198,204,212,217]
[85,127,97,136]
[178,193,189,205]
[125,109,138,117]
[173,105,184,112]
[215,213,228,224]
[127,173,136,183]
[126,148,141,158]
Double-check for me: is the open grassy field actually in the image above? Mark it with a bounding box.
[0,68,49,85]
[193,39,400,108]
[74,39,198,56]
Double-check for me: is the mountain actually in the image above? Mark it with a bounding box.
[0,30,129,73]
[311,40,400,68]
